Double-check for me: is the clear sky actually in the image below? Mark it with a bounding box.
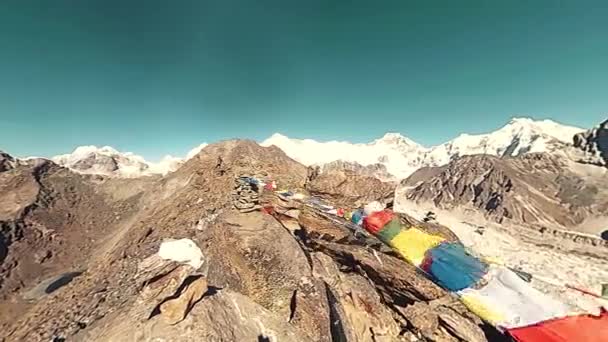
[1,1,606,160]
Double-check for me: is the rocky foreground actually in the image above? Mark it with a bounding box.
[0,140,520,342]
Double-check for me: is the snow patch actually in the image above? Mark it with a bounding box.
[186,143,208,160]
[158,238,204,269]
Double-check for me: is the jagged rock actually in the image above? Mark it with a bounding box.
[136,260,196,315]
[159,276,208,325]
[315,240,446,303]
[306,165,395,208]
[34,250,52,264]
[289,277,332,342]
[202,211,331,340]
[320,160,397,182]
[401,302,440,339]
[311,252,403,341]
[399,301,487,342]
[298,208,354,242]
[435,305,487,342]
[0,151,17,173]
[76,290,316,342]
[299,206,489,342]
[573,118,608,166]
[397,153,608,231]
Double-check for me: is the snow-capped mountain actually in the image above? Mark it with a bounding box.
[51,144,207,178]
[46,117,584,179]
[262,118,584,179]
[52,146,157,177]
[425,118,584,166]
[261,132,427,179]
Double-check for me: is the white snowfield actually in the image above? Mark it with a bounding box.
[262,117,584,179]
[393,197,608,316]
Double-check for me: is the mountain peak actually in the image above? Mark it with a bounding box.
[507,117,536,125]
[67,145,120,157]
[52,146,150,177]
[50,143,209,178]
[374,132,421,147]
[262,133,292,147]
[262,117,587,180]
[185,143,209,160]
[499,117,584,141]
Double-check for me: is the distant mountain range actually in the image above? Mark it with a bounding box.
[262,117,584,179]
[17,117,593,178]
[49,143,208,177]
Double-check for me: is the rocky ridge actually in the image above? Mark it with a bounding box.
[574,119,608,167]
[0,151,17,172]
[398,153,608,235]
[2,140,506,342]
[321,160,397,182]
[306,164,396,208]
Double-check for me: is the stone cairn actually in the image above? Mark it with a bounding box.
[232,176,262,213]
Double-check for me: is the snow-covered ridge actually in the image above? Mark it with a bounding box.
[51,144,207,178]
[262,117,584,179]
[42,117,583,179]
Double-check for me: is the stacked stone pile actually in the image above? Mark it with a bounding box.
[232,176,262,213]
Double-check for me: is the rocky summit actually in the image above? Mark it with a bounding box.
[0,139,508,342]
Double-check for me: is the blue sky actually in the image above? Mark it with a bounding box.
[0,1,606,160]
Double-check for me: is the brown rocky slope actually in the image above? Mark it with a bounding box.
[0,155,155,328]
[306,164,396,208]
[399,153,608,233]
[2,140,502,342]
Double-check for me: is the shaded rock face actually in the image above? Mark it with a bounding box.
[2,140,496,342]
[399,153,608,230]
[321,160,396,182]
[0,159,148,329]
[306,165,396,208]
[71,153,121,173]
[0,151,17,173]
[574,119,608,167]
